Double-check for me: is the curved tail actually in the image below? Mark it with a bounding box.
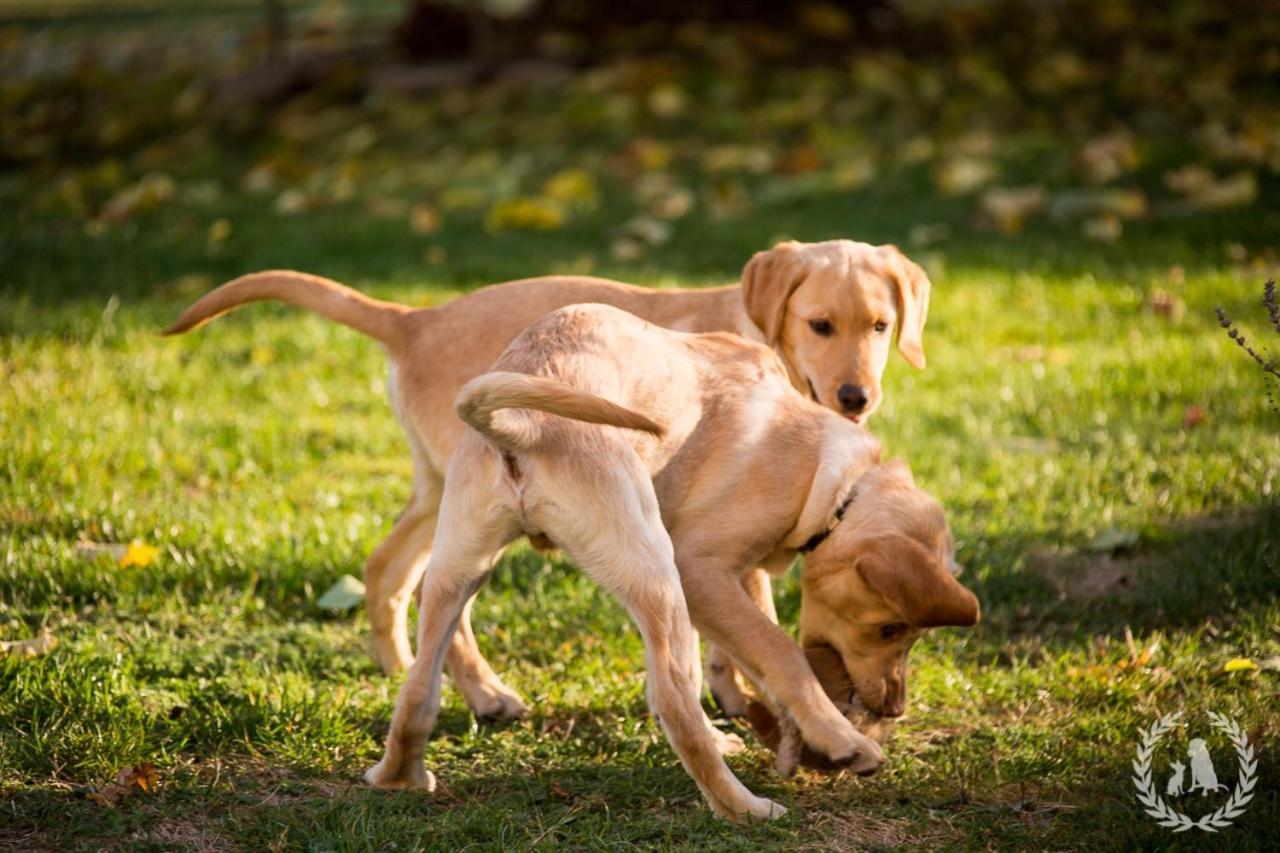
[455,371,664,452]
[163,270,410,349]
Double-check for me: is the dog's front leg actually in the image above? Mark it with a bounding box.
[705,567,776,716]
[683,567,884,775]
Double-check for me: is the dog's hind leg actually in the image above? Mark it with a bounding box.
[366,467,530,721]
[445,594,530,721]
[365,472,443,675]
[705,567,776,717]
[544,449,782,821]
[365,456,518,792]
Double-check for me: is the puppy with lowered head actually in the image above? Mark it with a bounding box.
[365,302,977,820]
[165,240,934,722]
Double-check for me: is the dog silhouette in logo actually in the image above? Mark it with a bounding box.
[1165,760,1186,797]
[1186,738,1227,796]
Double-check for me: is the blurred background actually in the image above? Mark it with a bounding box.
[3,0,1279,302]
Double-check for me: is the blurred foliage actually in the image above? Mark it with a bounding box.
[0,0,1277,262]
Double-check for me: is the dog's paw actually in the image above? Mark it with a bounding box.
[736,796,788,822]
[709,727,746,756]
[804,720,885,776]
[364,758,437,792]
[460,678,530,723]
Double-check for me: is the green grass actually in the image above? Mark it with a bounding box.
[3,14,1280,845]
[3,170,1278,850]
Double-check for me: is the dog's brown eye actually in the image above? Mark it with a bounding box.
[879,622,908,641]
[873,320,888,333]
[809,319,834,336]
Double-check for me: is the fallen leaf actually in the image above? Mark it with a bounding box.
[934,156,997,196]
[87,764,160,807]
[1185,171,1258,210]
[1182,405,1206,430]
[1050,188,1146,220]
[0,628,57,658]
[1163,164,1216,195]
[1082,215,1122,242]
[1225,657,1258,673]
[1144,289,1184,321]
[799,1,853,38]
[409,203,441,235]
[1078,132,1140,183]
[274,188,311,215]
[909,223,951,247]
[980,185,1047,233]
[485,197,564,232]
[317,574,366,611]
[1257,656,1280,672]
[206,218,232,248]
[118,540,160,568]
[542,168,598,209]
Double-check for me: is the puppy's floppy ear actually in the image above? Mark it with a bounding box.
[878,245,931,369]
[856,536,979,628]
[742,241,810,346]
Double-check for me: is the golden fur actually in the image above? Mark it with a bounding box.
[165,240,934,717]
[364,304,976,820]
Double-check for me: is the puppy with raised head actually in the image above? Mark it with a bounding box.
[165,241,933,721]
[364,303,977,820]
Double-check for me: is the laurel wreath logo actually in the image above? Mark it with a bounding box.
[1132,711,1257,832]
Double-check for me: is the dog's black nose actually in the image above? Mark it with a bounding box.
[836,384,869,413]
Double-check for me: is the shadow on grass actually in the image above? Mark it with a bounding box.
[974,502,1280,638]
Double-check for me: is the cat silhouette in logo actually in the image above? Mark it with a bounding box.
[1186,739,1227,796]
[1165,760,1186,797]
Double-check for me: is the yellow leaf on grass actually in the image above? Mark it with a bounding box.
[409,203,441,235]
[118,540,160,568]
[542,168,598,209]
[485,197,564,233]
[1224,657,1258,673]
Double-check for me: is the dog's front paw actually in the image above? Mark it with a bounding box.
[364,757,437,792]
[709,727,746,756]
[804,719,885,776]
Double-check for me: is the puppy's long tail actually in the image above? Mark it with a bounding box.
[455,372,663,452]
[162,270,410,349]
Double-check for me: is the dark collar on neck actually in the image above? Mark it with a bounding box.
[798,486,858,554]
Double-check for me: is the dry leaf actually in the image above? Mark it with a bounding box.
[1082,215,1122,242]
[1182,405,1206,430]
[980,185,1047,234]
[409,203,441,235]
[317,574,366,611]
[118,540,160,568]
[1144,290,1184,321]
[934,156,997,196]
[485,197,564,232]
[87,763,160,807]
[542,168,598,209]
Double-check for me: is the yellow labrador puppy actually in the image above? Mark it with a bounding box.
[364,303,976,820]
[166,240,932,717]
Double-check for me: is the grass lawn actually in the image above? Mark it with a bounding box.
[2,10,1280,847]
